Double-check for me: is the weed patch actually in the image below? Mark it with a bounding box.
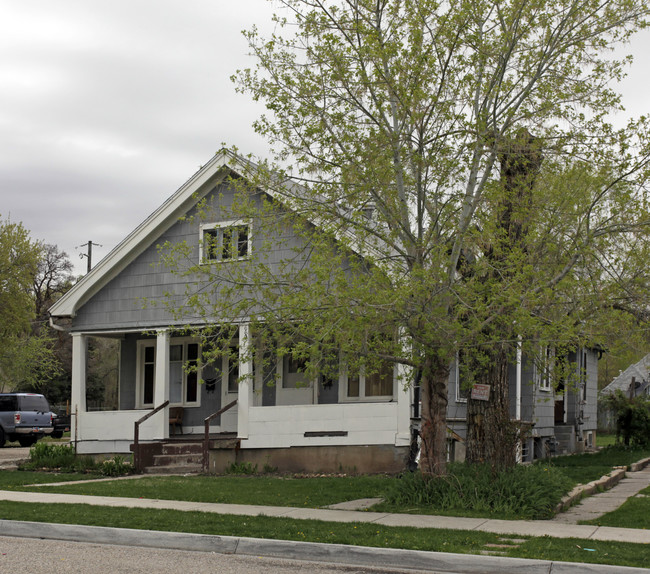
[18,443,132,477]
[380,463,572,519]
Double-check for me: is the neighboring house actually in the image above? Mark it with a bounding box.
[598,353,650,430]
[49,150,599,472]
[446,347,599,461]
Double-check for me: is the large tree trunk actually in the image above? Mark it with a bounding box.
[419,355,451,477]
[465,344,517,469]
[465,129,542,470]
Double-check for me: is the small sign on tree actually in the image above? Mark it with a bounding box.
[471,384,491,401]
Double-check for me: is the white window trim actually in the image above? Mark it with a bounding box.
[535,347,554,392]
[199,219,252,264]
[221,344,240,397]
[136,338,202,409]
[339,361,395,403]
[136,340,156,409]
[455,358,469,403]
[168,337,201,408]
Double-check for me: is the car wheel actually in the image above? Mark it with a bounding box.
[52,431,63,439]
[0,428,5,448]
[18,436,36,448]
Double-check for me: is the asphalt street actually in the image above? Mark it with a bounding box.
[0,535,441,574]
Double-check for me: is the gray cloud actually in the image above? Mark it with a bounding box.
[1,0,648,276]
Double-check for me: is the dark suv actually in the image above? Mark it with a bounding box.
[0,393,54,447]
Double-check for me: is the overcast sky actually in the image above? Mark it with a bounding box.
[2,1,649,276]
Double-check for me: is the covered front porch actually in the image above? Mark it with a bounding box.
[69,324,412,472]
[69,324,252,455]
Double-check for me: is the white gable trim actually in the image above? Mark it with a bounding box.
[49,150,243,318]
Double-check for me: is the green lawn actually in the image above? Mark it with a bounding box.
[0,500,648,569]
[5,474,392,508]
[2,445,650,569]
[0,470,101,487]
[581,484,650,529]
[543,445,650,484]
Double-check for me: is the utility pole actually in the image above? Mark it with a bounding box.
[77,241,102,273]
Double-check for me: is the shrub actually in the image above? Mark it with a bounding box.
[23,442,79,470]
[601,390,650,447]
[19,443,132,476]
[385,463,573,519]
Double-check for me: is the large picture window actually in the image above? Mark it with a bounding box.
[200,220,251,263]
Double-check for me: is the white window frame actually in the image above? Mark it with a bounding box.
[340,361,395,403]
[136,338,201,409]
[455,351,471,403]
[168,338,201,408]
[535,346,554,392]
[199,220,252,264]
[136,340,156,409]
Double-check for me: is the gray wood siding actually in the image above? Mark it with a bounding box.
[72,182,309,332]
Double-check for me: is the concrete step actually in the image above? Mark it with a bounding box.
[153,453,203,466]
[161,442,203,455]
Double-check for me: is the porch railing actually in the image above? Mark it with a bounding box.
[203,399,238,473]
[133,400,169,473]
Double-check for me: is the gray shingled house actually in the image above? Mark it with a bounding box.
[49,150,599,472]
[598,353,650,430]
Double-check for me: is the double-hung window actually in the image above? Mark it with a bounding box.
[200,220,251,263]
[536,346,554,392]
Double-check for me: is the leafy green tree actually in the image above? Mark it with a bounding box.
[0,218,62,393]
[602,390,650,446]
[163,0,650,476]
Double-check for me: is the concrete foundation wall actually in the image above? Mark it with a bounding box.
[207,444,409,474]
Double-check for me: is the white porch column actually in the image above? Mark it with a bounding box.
[71,333,87,444]
[154,329,170,438]
[238,323,253,439]
[395,362,411,446]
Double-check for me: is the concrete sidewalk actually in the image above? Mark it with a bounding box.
[1,487,649,544]
[553,464,650,524]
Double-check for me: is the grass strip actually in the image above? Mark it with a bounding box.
[0,471,102,487]
[581,495,650,529]
[7,474,392,508]
[0,501,648,569]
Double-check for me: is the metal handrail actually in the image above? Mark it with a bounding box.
[133,400,170,473]
[203,399,238,473]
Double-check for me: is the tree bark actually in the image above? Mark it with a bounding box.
[465,129,542,469]
[465,343,517,469]
[419,355,451,477]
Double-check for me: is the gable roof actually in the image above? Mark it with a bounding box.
[49,149,249,319]
[49,149,391,321]
[600,352,650,397]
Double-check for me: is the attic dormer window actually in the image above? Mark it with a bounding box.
[200,221,251,263]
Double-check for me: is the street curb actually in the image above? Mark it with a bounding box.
[1,519,648,574]
[555,468,627,513]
